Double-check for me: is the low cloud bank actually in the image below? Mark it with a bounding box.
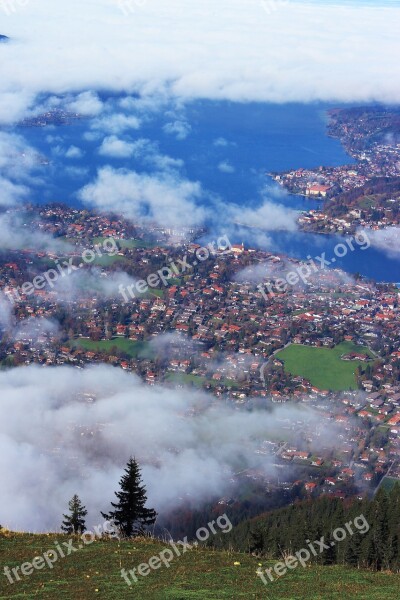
[0,364,336,531]
[360,227,400,260]
[0,1,400,124]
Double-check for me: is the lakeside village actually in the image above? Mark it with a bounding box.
[272,106,400,234]
[1,204,400,502]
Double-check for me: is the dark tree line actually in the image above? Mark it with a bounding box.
[210,485,400,572]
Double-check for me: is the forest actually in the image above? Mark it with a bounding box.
[210,485,400,572]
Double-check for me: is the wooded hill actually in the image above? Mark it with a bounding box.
[210,485,400,572]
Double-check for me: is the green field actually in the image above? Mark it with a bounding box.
[91,254,125,267]
[1,534,398,599]
[38,253,125,270]
[149,288,165,298]
[92,237,156,249]
[166,372,206,386]
[69,338,152,359]
[276,342,374,391]
[118,239,156,249]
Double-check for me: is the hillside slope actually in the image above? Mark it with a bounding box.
[0,533,399,599]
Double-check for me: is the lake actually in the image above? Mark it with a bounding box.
[16,98,399,282]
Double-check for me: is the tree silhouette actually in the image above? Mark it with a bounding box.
[61,495,87,534]
[101,457,157,538]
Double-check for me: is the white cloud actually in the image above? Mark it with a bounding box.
[0,131,44,204]
[65,91,104,116]
[52,144,85,159]
[360,227,400,260]
[0,131,40,179]
[118,93,168,114]
[214,137,234,147]
[0,91,35,126]
[64,165,89,178]
[99,135,185,168]
[91,113,141,134]
[110,137,184,169]
[78,166,206,226]
[83,130,102,142]
[218,160,235,174]
[163,120,191,140]
[77,158,297,230]
[98,135,136,158]
[0,363,338,530]
[228,199,298,232]
[148,151,183,171]
[0,292,14,331]
[0,176,29,206]
[234,260,280,284]
[45,134,63,144]
[0,213,71,252]
[0,1,399,124]
[65,145,84,159]
[13,317,60,344]
[50,269,139,303]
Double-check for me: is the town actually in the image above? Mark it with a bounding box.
[1,203,399,504]
[272,106,400,234]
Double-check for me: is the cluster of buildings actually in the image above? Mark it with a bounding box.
[272,106,400,234]
[274,140,400,202]
[298,206,399,234]
[273,164,369,199]
[1,205,400,498]
[19,109,83,127]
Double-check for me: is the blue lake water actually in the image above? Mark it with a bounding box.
[15,99,400,282]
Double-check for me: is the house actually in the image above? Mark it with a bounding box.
[231,243,245,254]
[306,184,331,197]
[388,413,400,426]
[325,477,336,486]
[305,482,317,492]
[116,325,127,336]
[293,451,310,460]
[340,468,355,478]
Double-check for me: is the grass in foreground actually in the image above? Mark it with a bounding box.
[0,534,399,600]
[276,341,374,391]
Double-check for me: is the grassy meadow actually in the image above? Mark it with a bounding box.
[276,341,375,391]
[68,338,152,359]
[1,533,399,599]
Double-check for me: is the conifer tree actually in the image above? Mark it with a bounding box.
[61,495,87,534]
[101,457,157,538]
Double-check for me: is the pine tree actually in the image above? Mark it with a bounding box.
[101,457,157,538]
[249,526,264,555]
[61,495,87,534]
